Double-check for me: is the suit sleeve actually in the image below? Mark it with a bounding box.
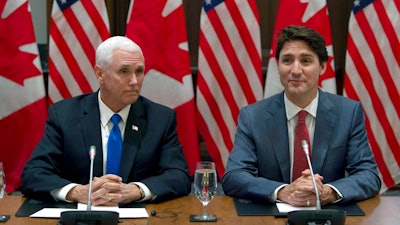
[327,102,381,203]
[139,109,191,202]
[21,104,74,202]
[222,107,285,203]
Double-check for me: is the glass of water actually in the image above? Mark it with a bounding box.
[191,161,217,222]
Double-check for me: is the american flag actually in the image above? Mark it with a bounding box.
[0,0,47,192]
[48,0,109,103]
[344,0,400,192]
[126,0,201,175]
[264,0,336,98]
[196,0,263,177]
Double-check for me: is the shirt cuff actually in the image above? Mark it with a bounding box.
[51,183,79,202]
[326,184,343,203]
[271,184,288,202]
[132,182,156,201]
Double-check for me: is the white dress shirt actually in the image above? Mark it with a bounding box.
[51,92,153,202]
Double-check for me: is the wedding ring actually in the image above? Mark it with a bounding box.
[306,199,310,206]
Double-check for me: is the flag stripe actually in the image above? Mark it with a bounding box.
[80,0,109,40]
[347,34,400,158]
[198,43,238,144]
[197,69,235,151]
[203,10,251,110]
[199,29,240,122]
[343,75,395,188]
[197,0,263,176]
[376,1,400,67]
[48,56,73,100]
[345,53,399,190]
[50,18,92,94]
[196,91,230,173]
[344,0,400,192]
[355,5,400,115]
[197,45,238,149]
[49,0,109,103]
[196,106,227,176]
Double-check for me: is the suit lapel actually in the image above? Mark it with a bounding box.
[79,93,104,177]
[312,91,337,173]
[119,98,147,182]
[268,93,291,183]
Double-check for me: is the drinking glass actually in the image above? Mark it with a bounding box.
[191,161,217,222]
[0,162,5,199]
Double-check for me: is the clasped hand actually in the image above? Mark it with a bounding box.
[66,174,142,206]
[277,169,336,207]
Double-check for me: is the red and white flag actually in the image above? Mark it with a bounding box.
[344,0,400,192]
[264,0,336,98]
[126,0,200,175]
[0,0,47,192]
[196,0,263,177]
[48,0,109,104]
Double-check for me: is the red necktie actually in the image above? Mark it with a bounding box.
[292,110,311,181]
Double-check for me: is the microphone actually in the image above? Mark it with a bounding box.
[286,140,346,225]
[302,140,321,210]
[87,145,96,211]
[59,145,119,225]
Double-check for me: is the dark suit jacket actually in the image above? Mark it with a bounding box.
[21,92,191,202]
[222,89,381,204]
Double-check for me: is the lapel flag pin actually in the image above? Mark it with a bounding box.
[132,125,139,131]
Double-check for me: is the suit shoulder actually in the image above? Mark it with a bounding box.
[242,92,283,111]
[51,93,93,106]
[323,91,361,107]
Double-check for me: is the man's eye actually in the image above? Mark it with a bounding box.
[120,69,129,75]
[302,58,312,64]
[136,68,144,74]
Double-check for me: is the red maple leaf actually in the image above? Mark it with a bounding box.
[0,1,41,86]
[126,0,190,83]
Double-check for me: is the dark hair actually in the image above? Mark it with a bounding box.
[275,25,328,64]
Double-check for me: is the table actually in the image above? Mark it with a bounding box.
[0,195,399,225]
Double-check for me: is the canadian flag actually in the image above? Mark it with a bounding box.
[264,0,336,97]
[126,0,200,175]
[0,0,47,192]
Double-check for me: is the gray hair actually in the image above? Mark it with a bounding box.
[95,36,143,69]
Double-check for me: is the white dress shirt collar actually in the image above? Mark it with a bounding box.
[284,91,319,121]
[98,92,131,127]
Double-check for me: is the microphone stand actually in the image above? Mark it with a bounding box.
[304,141,321,210]
[286,141,346,225]
[58,146,119,225]
[87,146,95,211]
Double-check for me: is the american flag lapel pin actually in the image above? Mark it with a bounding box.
[132,125,139,131]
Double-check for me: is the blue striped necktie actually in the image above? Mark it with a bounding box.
[107,114,122,175]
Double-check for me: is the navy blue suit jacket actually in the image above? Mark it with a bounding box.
[222,90,381,204]
[21,92,191,202]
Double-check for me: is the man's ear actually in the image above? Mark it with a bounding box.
[94,65,103,82]
[319,61,327,75]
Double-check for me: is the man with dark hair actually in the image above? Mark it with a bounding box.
[222,25,380,207]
